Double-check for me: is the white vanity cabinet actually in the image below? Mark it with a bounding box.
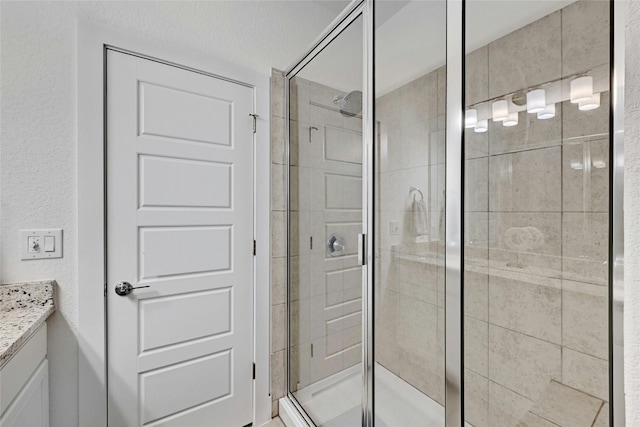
[0,324,49,427]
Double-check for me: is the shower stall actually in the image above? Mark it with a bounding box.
[280,0,624,425]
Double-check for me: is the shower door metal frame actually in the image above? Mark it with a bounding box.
[611,0,625,424]
[445,1,464,426]
[283,1,370,425]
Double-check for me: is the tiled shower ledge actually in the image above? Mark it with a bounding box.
[393,247,603,289]
[0,280,55,368]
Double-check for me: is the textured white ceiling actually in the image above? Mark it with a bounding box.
[71,0,348,75]
[40,0,577,96]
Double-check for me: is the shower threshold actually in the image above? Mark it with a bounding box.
[281,363,471,426]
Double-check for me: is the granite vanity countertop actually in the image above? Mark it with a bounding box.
[0,281,55,368]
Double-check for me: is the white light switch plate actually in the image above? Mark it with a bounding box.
[20,229,63,260]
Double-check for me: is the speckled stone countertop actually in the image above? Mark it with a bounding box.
[0,280,55,368]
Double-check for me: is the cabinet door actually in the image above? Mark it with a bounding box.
[0,360,49,427]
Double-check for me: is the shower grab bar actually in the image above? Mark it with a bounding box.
[410,186,424,201]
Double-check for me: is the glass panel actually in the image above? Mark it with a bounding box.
[374,1,447,425]
[287,14,364,427]
[463,1,611,426]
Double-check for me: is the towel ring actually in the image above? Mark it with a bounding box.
[410,187,424,201]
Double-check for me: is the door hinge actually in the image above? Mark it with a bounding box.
[311,343,314,357]
[104,283,107,297]
[249,113,258,134]
[310,236,313,250]
[253,240,256,256]
[252,362,256,380]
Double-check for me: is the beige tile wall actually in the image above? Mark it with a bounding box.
[462,1,611,426]
[270,69,286,418]
[375,64,447,404]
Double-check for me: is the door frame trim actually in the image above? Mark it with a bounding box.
[77,22,271,427]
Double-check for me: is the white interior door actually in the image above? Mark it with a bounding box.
[106,50,254,427]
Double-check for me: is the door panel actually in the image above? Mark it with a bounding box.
[139,80,232,146]
[139,156,232,208]
[139,226,232,278]
[139,288,231,352]
[106,50,254,427]
[140,351,232,425]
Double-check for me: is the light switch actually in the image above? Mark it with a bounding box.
[20,229,63,260]
[44,236,55,252]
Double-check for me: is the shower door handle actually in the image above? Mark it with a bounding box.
[358,233,367,266]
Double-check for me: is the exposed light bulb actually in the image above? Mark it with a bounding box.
[474,119,488,133]
[526,89,546,113]
[492,100,509,121]
[570,76,594,104]
[579,92,601,111]
[537,103,556,120]
[465,109,478,128]
[503,112,519,127]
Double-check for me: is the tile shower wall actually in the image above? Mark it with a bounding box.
[463,2,610,426]
[375,66,447,404]
[271,69,286,418]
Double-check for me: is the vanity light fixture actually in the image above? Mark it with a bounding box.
[465,108,478,128]
[570,76,594,104]
[537,103,556,120]
[503,111,519,127]
[474,119,488,133]
[570,160,584,170]
[578,92,600,111]
[526,89,546,113]
[492,100,509,121]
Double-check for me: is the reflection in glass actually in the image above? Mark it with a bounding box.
[287,14,364,427]
[374,0,447,425]
[463,1,611,426]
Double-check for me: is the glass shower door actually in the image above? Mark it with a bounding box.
[283,1,619,425]
[373,0,447,426]
[287,11,365,427]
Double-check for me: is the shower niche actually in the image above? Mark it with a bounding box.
[283,0,619,426]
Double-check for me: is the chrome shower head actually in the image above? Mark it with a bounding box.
[333,90,362,117]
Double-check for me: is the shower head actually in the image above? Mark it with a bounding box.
[333,90,362,117]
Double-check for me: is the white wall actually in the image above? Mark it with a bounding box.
[625,0,640,424]
[0,2,339,426]
[1,4,80,426]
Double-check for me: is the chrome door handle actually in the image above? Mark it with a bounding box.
[114,281,150,296]
[327,234,345,257]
